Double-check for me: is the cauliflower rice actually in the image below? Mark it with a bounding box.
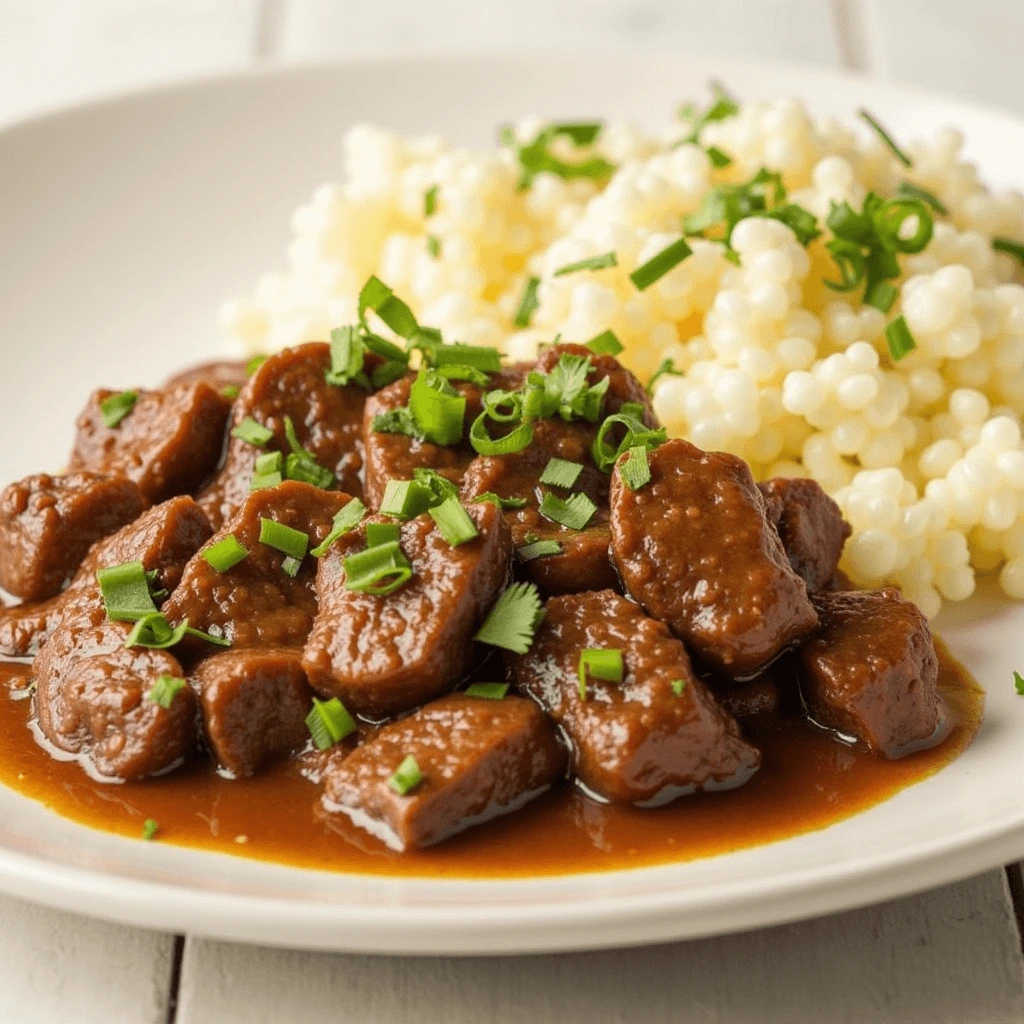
[220,94,1024,619]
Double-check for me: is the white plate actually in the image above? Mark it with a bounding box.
[1,53,1024,956]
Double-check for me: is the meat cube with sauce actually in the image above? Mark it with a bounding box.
[510,590,760,805]
[163,359,250,394]
[302,501,512,719]
[0,495,212,657]
[68,381,232,503]
[191,648,313,777]
[34,622,197,780]
[0,472,147,601]
[610,439,818,677]
[321,693,566,850]
[163,481,354,655]
[198,343,365,529]
[759,477,851,593]
[799,587,947,758]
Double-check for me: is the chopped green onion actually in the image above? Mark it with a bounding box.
[895,181,947,215]
[412,467,460,502]
[677,83,740,149]
[465,682,509,700]
[325,325,367,388]
[221,384,240,400]
[592,412,667,473]
[245,355,267,376]
[203,535,249,572]
[254,451,283,476]
[671,678,687,696]
[993,237,1024,266]
[505,123,615,190]
[866,280,900,313]
[281,555,303,578]
[516,539,563,562]
[705,145,733,168]
[100,390,139,429]
[306,697,357,751]
[423,185,438,217]
[469,411,534,456]
[619,401,646,422]
[371,359,409,389]
[232,416,273,447]
[428,497,479,547]
[310,498,367,558]
[124,612,188,650]
[358,276,419,339]
[513,276,541,328]
[380,479,437,520]
[577,648,624,700]
[96,561,158,623]
[429,343,502,373]
[553,251,618,277]
[539,492,597,531]
[618,445,651,491]
[258,518,309,560]
[766,203,822,246]
[630,238,693,291]
[539,457,583,489]
[142,819,159,841]
[372,406,420,439]
[647,357,682,395]
[409,371,466,446]
[149,674,187,710]
[1014,670,1024,695]
[388,755,424,796]
[585,330,624,357]
[433,365,489,386]
[859,109,912,167]
[473,491,528,510]
[365,521,401,547]
[186,624,231,648]
[426,235,441,259]
[343,540,413,596]
[249,470,283,491]
[474,581,543,654]
[285,453,335,490]
[885,315,917,361]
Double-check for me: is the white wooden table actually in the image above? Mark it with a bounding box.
[4,1,1024,1020]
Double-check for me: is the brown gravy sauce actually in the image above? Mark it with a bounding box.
[0,640,983,879]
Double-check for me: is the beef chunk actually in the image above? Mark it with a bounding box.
[164,359,250,393]
[716,677,782,718]
[321,693,566,850]
[302,501,512,719]
[759,477,851,593]
[610,439,817,677]
[198,343,365,529]
[68,382,231,503]
[163,481,353,654]
[460,417,619,596]
[0,473,147,601]
[510,590,760,805]
[0,496,211,657]
[191,648,313,777]
[34,622,197,779]
[799,587,946,758]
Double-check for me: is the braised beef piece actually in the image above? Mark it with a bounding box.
[191,648,313,777]
[68,381,231,504]
[460,418,619,596]
[198,343,365,529]
[362,368,525,509]
[0,473,147,601]
[34,622,197,780]
[164,359,250,393]
[799,587,946,758]
[321,693,566,850]
[0,496,211,658]
[163,481,353,656]
[717,677,782,718]
[759,477,851,593]
[610,438,818,678]
[511,589,760,805]
[302,501,512,719]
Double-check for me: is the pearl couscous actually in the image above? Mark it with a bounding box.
[221,94,1024,618]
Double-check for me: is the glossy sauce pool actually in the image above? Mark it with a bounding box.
[0,642,983,879]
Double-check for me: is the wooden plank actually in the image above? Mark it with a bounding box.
[860,0,1024,115]
[0,893,177,1024]
[176,870,1024,1024]
[278,0,843,65]
[0,0,264,126]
